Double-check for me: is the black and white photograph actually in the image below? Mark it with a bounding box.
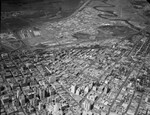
[0,0,150,115]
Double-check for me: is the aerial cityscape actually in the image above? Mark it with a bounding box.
[0,0,150,115]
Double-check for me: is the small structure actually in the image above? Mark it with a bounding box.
[33,27,41,37]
